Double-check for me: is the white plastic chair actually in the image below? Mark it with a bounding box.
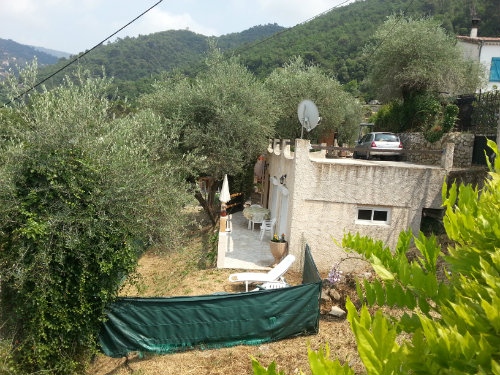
[250,212,266,231]
[259,218,276,241]
[228,255,295,292]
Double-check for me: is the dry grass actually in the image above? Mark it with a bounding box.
[87,228,365,375]
[87,211,454,375]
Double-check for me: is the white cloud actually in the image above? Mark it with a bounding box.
[126,8,218,37]
[256,0,349,26]
[0,0,37,17]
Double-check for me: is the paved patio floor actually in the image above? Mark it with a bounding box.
[217,211,275,270]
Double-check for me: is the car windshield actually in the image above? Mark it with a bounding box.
[374,133,399,142]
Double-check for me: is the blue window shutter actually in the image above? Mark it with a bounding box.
[490,57,500,82]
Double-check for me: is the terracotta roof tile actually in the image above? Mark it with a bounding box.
[457,36,500,44]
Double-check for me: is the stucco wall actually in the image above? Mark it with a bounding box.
[398,132,474,168]
[457,38,500,91]
[266,139,447,273]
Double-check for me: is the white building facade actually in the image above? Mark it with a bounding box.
[457,35,500,91]
[264,139,452,272]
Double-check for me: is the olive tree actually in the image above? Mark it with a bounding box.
[366,15,484,102]
[265,56,363,145]
[141,48,278,222]
[0,66,192,374]
[367,15,485,141]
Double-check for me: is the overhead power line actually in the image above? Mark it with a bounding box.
[364,0,416,61]
[189,0,353,77]
[1,0,164,108]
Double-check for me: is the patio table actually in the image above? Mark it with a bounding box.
[242,206,270,229]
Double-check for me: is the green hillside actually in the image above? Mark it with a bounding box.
[236,0,500,84]
[35,24,285,99]
[0,38,59,77]
[4,0,499,103]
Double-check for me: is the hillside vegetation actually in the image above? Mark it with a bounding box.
[34,24,284,99]
[237,0,500,86]
[3,0,499,102]
[0,38,59,77]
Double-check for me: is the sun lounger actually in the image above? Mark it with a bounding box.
[228,254,295,292]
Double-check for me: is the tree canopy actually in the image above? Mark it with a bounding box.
[140,48,278,221]
[265,57,362,144]
[0,65,193,374]
[365,15,485,101]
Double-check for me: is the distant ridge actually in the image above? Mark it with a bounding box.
[0,38,59,77]
[31,46,71,59]
[35,24,285,98]
[2,0,498,102]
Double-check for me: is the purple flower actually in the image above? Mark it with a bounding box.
[327,263,343,284]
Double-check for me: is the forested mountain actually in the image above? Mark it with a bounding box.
[0,38,60,78]
[31,46,70,59]
[3,0,499,102]
[236,0,500,86]
[34,24,284,99]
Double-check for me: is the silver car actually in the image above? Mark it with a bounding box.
[353,132,403,160]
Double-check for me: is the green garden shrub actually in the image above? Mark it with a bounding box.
[0,67,192,374]
[374,93,459,143]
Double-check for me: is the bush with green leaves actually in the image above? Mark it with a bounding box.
[264,56,362,145]
[253,140,500,374]
[374,93,459,142]
[252,344,354,375]
[0,67,192,374]
[365,15,484,102]
[471,89,500,132]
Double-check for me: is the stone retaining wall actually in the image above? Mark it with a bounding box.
[398,132,474,168]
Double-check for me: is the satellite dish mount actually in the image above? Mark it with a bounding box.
[297,100,320,139]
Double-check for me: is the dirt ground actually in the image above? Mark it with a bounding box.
[87,211,452,375]
[87,235,366,375]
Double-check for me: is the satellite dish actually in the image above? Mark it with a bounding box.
[297,100,320,138]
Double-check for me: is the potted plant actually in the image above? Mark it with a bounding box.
[269,233,287,265]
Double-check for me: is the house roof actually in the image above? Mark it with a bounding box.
[457,35,500,44]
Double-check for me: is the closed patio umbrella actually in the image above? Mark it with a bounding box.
[219,174,231,204]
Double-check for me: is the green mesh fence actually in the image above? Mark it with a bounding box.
[99,245,322,357]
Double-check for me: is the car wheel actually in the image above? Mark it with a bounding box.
[353,152,358,159]
[394,155,401,161]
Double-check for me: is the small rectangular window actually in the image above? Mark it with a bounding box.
[373,210,388,221]
[357,209,372,221]
[356,207,390,225]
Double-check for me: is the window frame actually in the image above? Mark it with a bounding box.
[355,206,391,225]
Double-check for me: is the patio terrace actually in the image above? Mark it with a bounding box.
[217,211,275,270]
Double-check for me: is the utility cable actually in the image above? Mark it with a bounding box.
[243,0,353,52]
[190,0,353,76]
[1,0,164,108]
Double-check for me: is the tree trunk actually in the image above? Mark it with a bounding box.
[194,191,216,226]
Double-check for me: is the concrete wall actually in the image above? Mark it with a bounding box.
[266,139,447,273]
[399,132,474,168]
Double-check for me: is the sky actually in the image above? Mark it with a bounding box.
[0,0,353,55]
